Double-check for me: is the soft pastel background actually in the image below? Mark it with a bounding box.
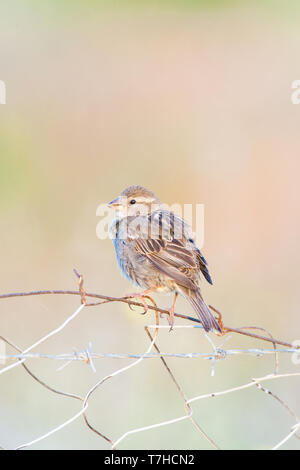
[0,0,300,450]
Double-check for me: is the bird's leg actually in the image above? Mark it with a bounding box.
[125,288,158,314]
[167,292,178,332]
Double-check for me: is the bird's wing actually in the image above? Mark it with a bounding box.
[131,211,198,290]
[192,244,213,285]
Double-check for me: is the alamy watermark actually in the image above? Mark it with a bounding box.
[291,340,300,365]
[291,80,300,104]
[96,202,205,248]
[0,339,6,365]
[0,80,6,104]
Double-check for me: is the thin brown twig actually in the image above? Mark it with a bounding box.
[253,380,300,441]
[0,335,112,449]
[0,335,82,402]
[141,296,220,450]
[73,269,87,305]
[82,301,161,449]
[234,326,279,374]
[1,270,299,450]
[144,326,220,449]
[0,287,298,351]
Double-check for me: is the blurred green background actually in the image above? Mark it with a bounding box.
[0,0,300,450]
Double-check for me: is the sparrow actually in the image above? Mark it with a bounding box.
[108,185,221,333]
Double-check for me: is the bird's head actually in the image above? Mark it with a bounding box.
[108,185,161,217]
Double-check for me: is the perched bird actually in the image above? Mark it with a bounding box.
[108,185,221,333]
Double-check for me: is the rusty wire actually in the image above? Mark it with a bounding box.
[0,270,299,450]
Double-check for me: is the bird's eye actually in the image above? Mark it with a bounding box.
[130,199,136,205]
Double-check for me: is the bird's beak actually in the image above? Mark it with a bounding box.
[108,197,121,209]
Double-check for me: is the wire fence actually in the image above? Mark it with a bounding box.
[1,270,300,450]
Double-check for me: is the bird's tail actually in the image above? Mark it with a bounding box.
[187,290,221,333]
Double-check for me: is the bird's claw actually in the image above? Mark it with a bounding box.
[159,311,173,330]
[167,310,175,332]
[125,293,149,315]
